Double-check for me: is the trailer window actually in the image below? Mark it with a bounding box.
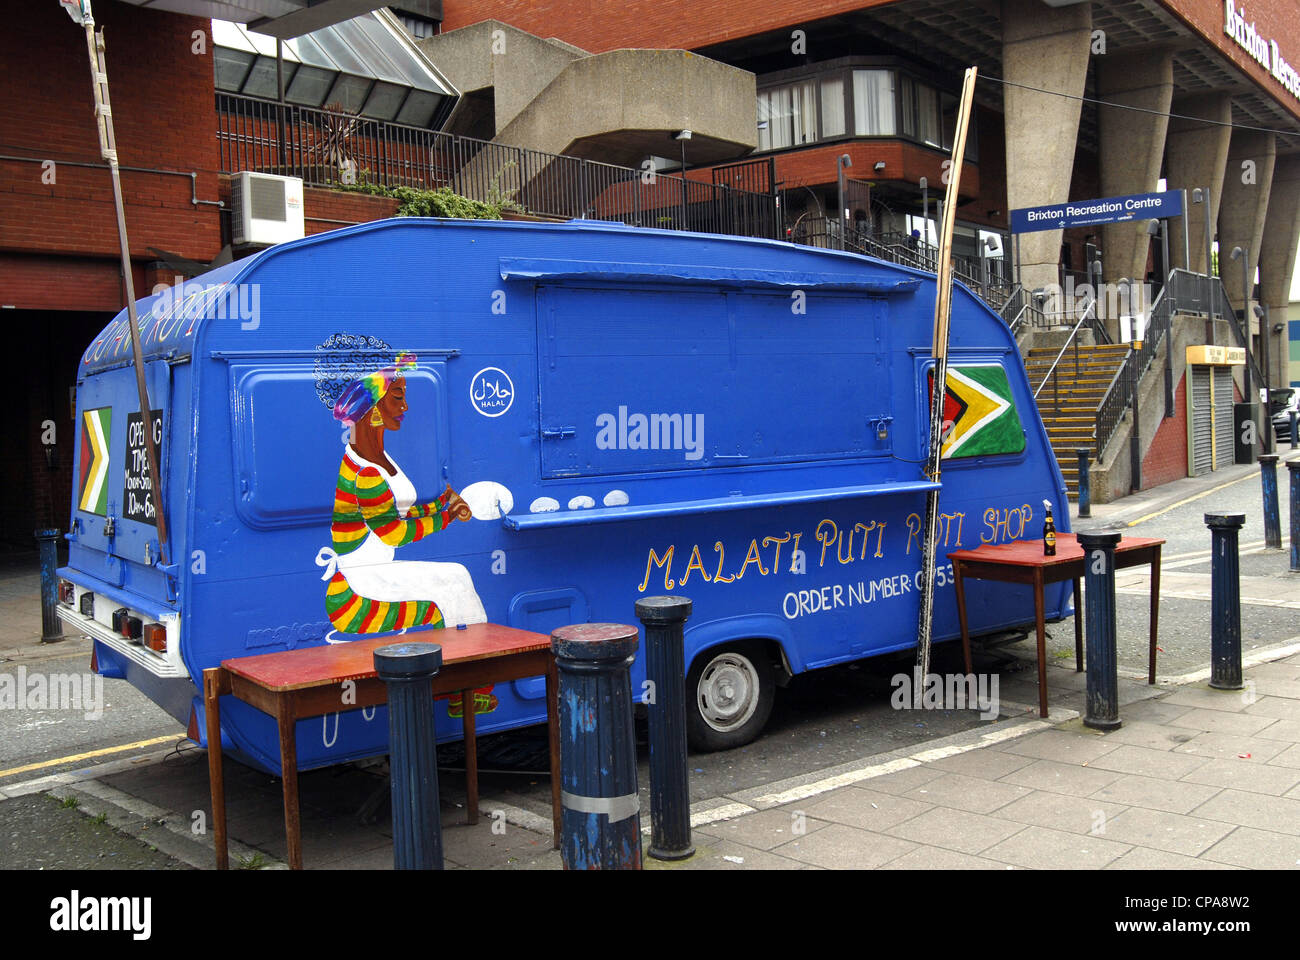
[230,362,450,528]
[921,359,1026,461]
[537,284,891,478]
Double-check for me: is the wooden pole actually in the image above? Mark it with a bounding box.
[76,2,170,564]
[915,66,978,680]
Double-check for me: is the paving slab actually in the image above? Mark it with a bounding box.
[1175,730,1292,762]
[979,824,1132,870]
[903,772,1033,814]
[1167,707,1280,736]
[878,846,1016,870]
[1099,806,1236,856]
[1104,846,1243,869]
[1190,788,1300,834]
[800,786,932,832]
[694,807,832,851]
[1087,743,1212,779]
[1179,757,1300,795]
[1088,773,1223,814]
[1200,826,1300,869]
[771,823,917,869]
[1000,727,1121,764]
[997,758,1126,796]
[991,790,1128,835]
[884,805,1027,855]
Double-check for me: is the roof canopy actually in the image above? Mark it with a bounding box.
[214,10,456,127]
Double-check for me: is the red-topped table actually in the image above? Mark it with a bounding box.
[947,532,1164,718]
[202,622,560,870]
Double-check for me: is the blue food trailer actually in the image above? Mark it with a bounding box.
[57,217,1069,772]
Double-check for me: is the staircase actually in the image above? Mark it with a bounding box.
[1024,343,1130,498]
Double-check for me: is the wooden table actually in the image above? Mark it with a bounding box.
[948,532,1164,718]
[202,622,560,870]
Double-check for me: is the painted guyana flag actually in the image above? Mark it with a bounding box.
[78,407,111,515]
[929,365,1025,459]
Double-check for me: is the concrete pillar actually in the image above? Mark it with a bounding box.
[1001,0,1092,295]
[1097,50,1174,300]
[1164,95,1232,274]
[1258,156,1300,391]
[1218,130,1276,322]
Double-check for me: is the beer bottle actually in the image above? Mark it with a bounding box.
[1042,498,1056,556]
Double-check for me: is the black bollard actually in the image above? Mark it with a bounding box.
[1080,531,1122,730]
[551,623,642,870]
[35,528,63,643]
[1290,461,1300,573]
[1260,455,1282,550]
[373,642,444,870]
[1291,411,1298,449]
[1205,513,1246,690]
[1075,449,1092,518]
[635,596,694,862]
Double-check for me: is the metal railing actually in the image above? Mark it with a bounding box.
[216,92,782,239]
[1090,266,1268,464]
[1094,345,1136,462]
[786,217,1013,311]
[1032,295,1099,418]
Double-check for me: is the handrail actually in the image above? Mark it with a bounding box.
[1032,295,1097,402]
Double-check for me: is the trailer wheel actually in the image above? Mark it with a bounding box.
[686,641,774,752]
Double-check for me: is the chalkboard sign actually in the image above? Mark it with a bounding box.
[123,409,163,525]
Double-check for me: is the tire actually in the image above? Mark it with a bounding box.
[685,641,775,752]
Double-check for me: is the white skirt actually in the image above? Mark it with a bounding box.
[328,532,488,628]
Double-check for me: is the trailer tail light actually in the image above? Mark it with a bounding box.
[123,616,143,642]
[112,607,128,634]
[80,592,95,617]
[143,623,166,653]
[59,580,75,605]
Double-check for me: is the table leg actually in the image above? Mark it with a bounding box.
[277,700,303,870]
[462,690,478,826]
[546,656,561,849]
[1073,577,1084,672]
[203,668,228,871]
[1034,569,1048,719]
[952,559,973,674]
[1148,546,1161,685]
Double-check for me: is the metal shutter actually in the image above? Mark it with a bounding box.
[1212,365,1235,469]
[1189,365,1213,476]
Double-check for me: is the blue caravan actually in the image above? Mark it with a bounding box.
[57,217,1069,772]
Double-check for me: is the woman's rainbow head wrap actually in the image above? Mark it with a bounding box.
[332,352,417,425]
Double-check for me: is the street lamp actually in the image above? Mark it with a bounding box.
[1229,245,1254,403]
[674,129,692,230]
[836,154,853,250]
[1231,245,1260,463]
[1191,188,1216,342]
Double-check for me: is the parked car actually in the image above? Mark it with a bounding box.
[1272,388,1299,444]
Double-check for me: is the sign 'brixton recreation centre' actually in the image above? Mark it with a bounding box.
[1009,190,1184,235]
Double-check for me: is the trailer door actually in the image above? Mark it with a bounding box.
[536,284,890,478]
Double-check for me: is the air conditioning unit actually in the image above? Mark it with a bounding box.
[231,172,304,247]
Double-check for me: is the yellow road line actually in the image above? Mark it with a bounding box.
[1126,474,1257,527]
[0,734,178,781]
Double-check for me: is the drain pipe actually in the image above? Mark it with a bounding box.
[0,154,224,208]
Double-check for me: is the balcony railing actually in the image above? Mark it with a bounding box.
[786,217,1014,312]
[216,92,781,239]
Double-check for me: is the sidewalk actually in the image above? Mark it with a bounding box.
[676,650,1300,870]
[5,641,1298,870]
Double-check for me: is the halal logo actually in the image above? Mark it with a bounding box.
[470,367,514,418]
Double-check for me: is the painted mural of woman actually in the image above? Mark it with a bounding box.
[315,352,497,716]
